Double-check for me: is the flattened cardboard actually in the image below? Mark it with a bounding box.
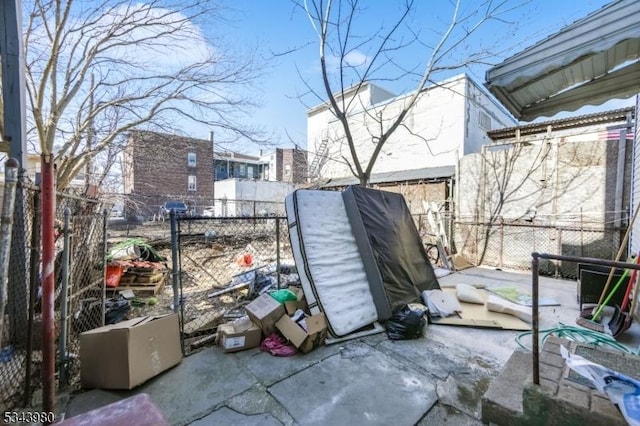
[430,289,530,331]
[79,314,182,389]
[245,293,285,336]
[276,312,327,353]
[217,322,262,353]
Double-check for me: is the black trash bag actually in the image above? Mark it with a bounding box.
[384,303,427,340]
[105,296,131,325]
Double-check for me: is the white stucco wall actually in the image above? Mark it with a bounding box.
[307,75,515,181]
[213,179,295,216]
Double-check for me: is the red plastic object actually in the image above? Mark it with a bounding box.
[58,393,168,426]
[105,263,124,288]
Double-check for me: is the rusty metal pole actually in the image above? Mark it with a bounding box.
[531,253,540,386]
[41,154,56,414]
[0,158,19,344]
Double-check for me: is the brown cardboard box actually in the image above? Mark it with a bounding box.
[276,312,327,353]
[217,321,262,353]
[284,287,309,315]
[79,314,182,389]
[245,293,285,336]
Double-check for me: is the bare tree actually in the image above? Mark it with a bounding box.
[24,0,263,190]
[300,0,523,185]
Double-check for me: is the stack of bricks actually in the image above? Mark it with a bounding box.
[522,336,626,425]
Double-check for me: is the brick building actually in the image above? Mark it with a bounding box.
[123,131,214,218]
[260,148,307,184]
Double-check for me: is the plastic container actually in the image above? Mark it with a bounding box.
[106,263,124,288]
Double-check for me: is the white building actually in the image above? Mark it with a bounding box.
[307,74,517,181]
[213,178,295,217]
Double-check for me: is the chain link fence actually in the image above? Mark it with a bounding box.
[452,220,623,279]
[172,216,293,354]
[0,182,107,413]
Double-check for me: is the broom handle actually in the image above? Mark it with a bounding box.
[628,269,640,321]
[592,268,630,322]
[595,204,640,308]
[621,255,640,311]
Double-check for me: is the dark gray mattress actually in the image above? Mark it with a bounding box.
[342,186,440,313]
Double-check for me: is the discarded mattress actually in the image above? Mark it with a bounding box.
[343,186,440,313]
[285,190,380,337]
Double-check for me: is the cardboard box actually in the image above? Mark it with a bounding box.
[217,321,262,353]
[284,287,309,315]
[276,312,327,353]
[245,293,285,336]
[79,314,182,389]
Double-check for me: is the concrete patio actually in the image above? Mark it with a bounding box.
[60,266,640,425]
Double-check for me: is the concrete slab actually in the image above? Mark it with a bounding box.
[189,407,281,426]
[417,404,484,425]
[130,347,258,425]
[269,342,437,426]
[225,384,296,426]
[64,389,122,419]
[234,341,343,386]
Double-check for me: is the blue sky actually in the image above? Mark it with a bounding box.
[198,0,633,154]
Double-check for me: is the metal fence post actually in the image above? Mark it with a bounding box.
[24,190,41,407]
[532,253,540,386]
[276,218,281,289]
[102,209,108,326]
[58,208,71,389]
[0,158,18,344]
[499,216,504,269]
[170,211,179,313]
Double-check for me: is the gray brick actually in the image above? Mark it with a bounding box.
[557,385,589,409]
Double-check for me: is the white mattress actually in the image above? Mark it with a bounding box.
[285,190,378,337]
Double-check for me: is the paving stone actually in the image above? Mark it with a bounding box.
[135,347,258,425]
[237,340,342,386]
[417,403,484,425]
[269,343,437,426]
[225,384,295,426]
[189,407,282,426]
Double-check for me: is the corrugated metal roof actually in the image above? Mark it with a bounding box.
[485,0,640,121]
[322,165,455,187]
[488,107,635,140]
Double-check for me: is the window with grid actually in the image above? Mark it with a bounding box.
[188,175,197,191]
[188,152,197,167]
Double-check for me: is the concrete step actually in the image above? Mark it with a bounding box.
[481,349,529,425]
[483,337,629,426]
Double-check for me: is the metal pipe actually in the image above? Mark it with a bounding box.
[531,253,540,385]
[24,191,41,406]
[276,218,281,290]
[40,154,56,414]
[170,210,179,313]
[0,158,18,345]
[102,209,108,326]
[58,208,71,389]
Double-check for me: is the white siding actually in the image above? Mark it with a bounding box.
[631,95,640,256]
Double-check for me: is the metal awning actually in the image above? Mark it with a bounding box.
[485,0,640,121]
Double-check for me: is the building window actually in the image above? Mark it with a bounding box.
[247,165,254,178]
[479,110,492,131]
[188,175,197,191]
[284,164,291,177]
[239,163,246,177]
[188,152,197,167]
